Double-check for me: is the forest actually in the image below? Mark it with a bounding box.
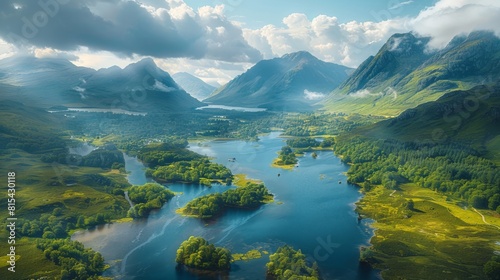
[148,159,233,185]
[180,183,272,218]
[176,236,231,271]
[36,239,105,280]
[333,136,500,211]
[266,245,319,280]
[127,183,175,218]
[137,140,202,167]
[286,137,335,150]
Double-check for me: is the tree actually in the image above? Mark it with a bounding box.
[484,258,500,280]
[176,236,231,271]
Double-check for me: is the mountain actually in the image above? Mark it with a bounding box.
[205,51,353,111]
[324,31,500,116]
[359,82,500,161]
[171,72,216,101]
[0,56,203,112]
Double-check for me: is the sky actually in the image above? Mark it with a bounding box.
[0,0,499,85]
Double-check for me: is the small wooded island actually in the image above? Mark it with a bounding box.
[266,245,319,280]
[176,236,231,271]
[177,183,273,219]
[273,137,334,169]
[139,140,233,186]
[127,183,175,218]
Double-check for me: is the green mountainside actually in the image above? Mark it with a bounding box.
[359,82,500,161]
[324,31,500,116]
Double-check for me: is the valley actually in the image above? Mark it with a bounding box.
[0,6,499,279]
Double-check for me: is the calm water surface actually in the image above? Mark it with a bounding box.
[72,132,379,280]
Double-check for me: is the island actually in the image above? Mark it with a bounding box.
[176,236,231,271]
[266,245,319,280]
[177,183,273,219]
[126,183,175,218]
[272,145,298,169]
[138,141,233,186]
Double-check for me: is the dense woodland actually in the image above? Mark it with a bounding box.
[286,137,335,150]
[137,141,233,185]
[127,183,175,218]
[137,140,202,167]
[334,136,500,211]
[176,236,231,271]
[182,183,272,218]
[149,159,233,185]
[266,245,319,280]
[36,239,105,280]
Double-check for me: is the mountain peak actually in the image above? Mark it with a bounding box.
[127,57,157,69]
[385,32,428,54]
[205,51,352,111]
[281,51,317,62]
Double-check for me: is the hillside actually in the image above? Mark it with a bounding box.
[324,31,500,116]
[359,82,500,161]
[172,72,216,101]
[0,57,203,112]
[205,51,353,111]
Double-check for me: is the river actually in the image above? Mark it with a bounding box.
[72,132,379,279]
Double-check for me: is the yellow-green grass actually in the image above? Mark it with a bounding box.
[0,238,60,280]
[0,149,131,277]
[0,149,130,220]
[233,174,262,187]
[232,249,263,262]
[271,158,295,170]
[357,183,500,279]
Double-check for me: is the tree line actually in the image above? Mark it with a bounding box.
[334,136,500,212]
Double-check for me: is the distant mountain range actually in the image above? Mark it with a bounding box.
[0,57,203,112]
[205,51,353,111]
[324,31,500,116]
[171,72,216,101]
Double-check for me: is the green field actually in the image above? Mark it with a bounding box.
[357,184,500,279]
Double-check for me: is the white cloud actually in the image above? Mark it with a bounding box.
[0,39,16,60]
[349,89,374,98]
[411,0,500,49]
[155,57,252,85]
[0,0,262,63]
[304,90,326,101]
[2,0,499,86]
[349,88,398,100]
[243,14,409,67]
[390,1,414,10]
[154,80,177,92]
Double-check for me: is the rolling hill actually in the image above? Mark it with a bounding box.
[205,51,353,111]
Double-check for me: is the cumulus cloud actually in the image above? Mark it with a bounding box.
[304,90,326,101]
[243,13,409,67]
[411,0,500,49]
[0,0,262,62]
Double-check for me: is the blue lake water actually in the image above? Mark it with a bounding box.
[72,132,379,279]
